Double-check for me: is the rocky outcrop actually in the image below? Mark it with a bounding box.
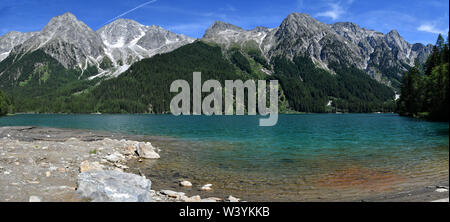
[77,170,152,202]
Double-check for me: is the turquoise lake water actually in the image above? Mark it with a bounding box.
[1,114,448,201]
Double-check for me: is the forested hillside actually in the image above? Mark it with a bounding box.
[397,34,449,121]
[0,41,397,114]
[0,89,12,116]
[272,56,396,113]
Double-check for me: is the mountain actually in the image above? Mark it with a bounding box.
[0,13,195,81]
[0,31,38,61]
[11,12,105,71]
[202,13,433,88]
[0,12,431,114]
[96,19,195,78]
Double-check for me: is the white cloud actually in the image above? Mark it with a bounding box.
[315,3,345,20]
[418,24,449,34]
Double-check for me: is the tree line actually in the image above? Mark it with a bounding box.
[397,34,449,121]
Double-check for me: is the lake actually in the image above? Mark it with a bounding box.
[1,113,448,201]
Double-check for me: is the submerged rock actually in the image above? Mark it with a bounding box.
[77,170,152,202]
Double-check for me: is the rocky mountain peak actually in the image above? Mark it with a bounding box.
[9,12,105,69]
[98,18,148,47]
[278,12,330,39]
[93,18,195,79]
[282,12,324,28]
[203,21,244,39]
[387,29,400,37]
[0,31,39,61]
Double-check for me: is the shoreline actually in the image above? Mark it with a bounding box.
[0,126,448,202]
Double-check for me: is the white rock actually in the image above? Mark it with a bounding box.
[135,142,160,159]
[227,195,240,202]
[180,180,192,187]
[201,184,213,191]
[435,188,449,193]
[181,195,202,202]
[201,197,221,202]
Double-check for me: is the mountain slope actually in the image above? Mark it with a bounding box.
[96,19,195,78]
[202,13,433,88]
[0,31,38,62]
[77,41,395,114]
[0,12,197,113]
[11,12,105,71]
[0,12,424,114]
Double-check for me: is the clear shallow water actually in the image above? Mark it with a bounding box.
[1,114,448,201]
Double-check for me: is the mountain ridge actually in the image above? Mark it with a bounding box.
[1,12,433,87]
[202,12,433,87]
[0,11,438,114]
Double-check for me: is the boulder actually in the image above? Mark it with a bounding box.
[135,142,160,159]
[77,170,152,202]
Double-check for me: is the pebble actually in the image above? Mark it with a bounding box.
[201,184,213,191]
[160,190,185,199]
[182,195,202,202]
[180,180,193,187]
[227,195,240,202]
[201,197,221,202]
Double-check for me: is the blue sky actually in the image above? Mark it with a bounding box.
[0,0,448,44]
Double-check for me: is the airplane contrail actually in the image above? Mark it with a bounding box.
[104,0,158,25]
